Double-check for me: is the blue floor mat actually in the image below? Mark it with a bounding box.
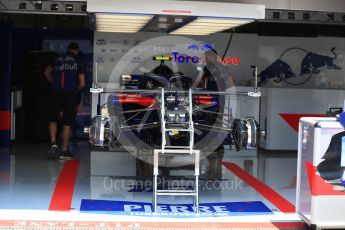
[80,199,272,217]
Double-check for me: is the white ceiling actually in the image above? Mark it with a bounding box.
[4,0,345,13]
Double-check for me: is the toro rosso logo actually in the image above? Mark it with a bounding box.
[172,52,199,64]
[256,47,342,86]
[172,51,240,65]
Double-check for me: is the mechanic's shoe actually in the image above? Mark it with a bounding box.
[59,150,74,160]
[48,144,60,159]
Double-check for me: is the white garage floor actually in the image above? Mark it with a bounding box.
[0,141,305,229]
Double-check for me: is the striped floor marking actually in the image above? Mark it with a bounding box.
[222,162,295,213]
[49,160,80,211]
[0,220,306,229]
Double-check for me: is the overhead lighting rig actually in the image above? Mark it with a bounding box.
[0,0,87,15]
[34,1,42,10]
[169,17,253,35]
[50,3,58,11]
[18,2,26,9]
[265,9,345,25]
[303,13,310,20]
[65,4,73,12]
[95,13,153,33]
[88,0,264,34]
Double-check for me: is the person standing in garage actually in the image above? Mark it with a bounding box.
[203,50,234,90]
[44,42,85,159]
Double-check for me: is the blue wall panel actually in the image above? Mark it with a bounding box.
[0,22,12,148]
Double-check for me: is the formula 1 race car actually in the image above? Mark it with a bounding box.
[88,57,259,163]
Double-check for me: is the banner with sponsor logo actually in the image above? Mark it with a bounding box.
[94,32,345,89]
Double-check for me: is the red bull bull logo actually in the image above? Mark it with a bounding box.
[256,47,342,86]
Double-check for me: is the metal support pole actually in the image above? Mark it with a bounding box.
[161,88,166,154]
[194,150,200,212]
[153,149,159,213]
[189,88,194,153]
[254,66,258,93]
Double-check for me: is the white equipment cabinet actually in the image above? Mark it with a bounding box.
[296,117,345,229]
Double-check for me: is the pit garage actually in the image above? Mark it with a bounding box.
[1,0,345,229]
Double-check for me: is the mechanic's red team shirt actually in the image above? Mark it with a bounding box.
[53,52,84,92]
